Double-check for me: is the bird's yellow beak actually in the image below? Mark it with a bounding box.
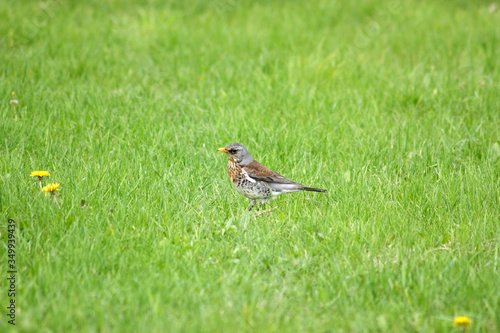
[217,147,229,153]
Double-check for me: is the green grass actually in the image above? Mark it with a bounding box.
[1,0,500,331]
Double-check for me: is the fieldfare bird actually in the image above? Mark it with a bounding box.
[217,143,327,211]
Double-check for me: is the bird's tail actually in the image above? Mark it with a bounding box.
[302,187,327,193]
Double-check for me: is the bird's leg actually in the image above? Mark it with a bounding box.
[248,200,257,211]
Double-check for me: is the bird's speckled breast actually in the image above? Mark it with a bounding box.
[227,160,271,200]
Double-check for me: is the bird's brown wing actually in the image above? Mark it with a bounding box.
[243,160,298,184]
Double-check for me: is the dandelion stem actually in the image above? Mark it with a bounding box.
[52,194,61,209]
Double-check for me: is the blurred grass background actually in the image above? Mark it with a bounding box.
[1,0,499,331]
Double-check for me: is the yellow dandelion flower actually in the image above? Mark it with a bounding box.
[30,170,50,178]
[42,183,60,196]
[453,316,471,332]
[10,92,18,105]
[42,183,61,209]
[31,170,50,189]
[453,316,471,326]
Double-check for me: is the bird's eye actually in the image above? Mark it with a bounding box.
[229,149,236,154]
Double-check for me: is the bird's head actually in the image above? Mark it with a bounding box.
[217,143,253,165]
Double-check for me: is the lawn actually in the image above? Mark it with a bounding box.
[1,0,499,331]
